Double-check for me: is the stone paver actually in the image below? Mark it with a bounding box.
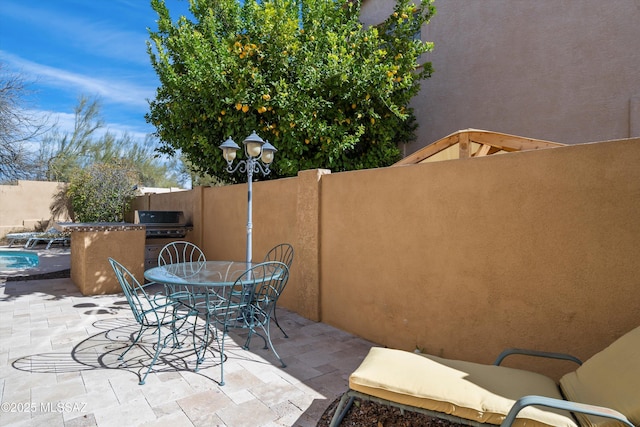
[0,275,374,426]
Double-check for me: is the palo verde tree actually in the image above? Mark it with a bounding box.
[36,95,182,187]
[146,0,435,182]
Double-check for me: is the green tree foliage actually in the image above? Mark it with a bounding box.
[66,161,139,222]
[146,0,435,182]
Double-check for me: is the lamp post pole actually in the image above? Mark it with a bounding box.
[219,131,277,264]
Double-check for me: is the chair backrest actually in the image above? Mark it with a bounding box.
[263,243,294,268]
[158,241,206,266]
[108,258,157,326]
[250,261,290,322]
[214,261,289,328]
[559,325,640,426]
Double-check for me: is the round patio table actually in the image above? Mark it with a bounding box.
[144,260,256,287]
[143,260,281,380]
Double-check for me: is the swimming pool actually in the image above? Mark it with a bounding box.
[0,251,39,269]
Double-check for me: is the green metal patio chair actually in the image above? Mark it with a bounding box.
[158,241,206,266]
[108,257,196,385]
[208,261,289,386]
[263,243,294,337]
[157,240,207,299]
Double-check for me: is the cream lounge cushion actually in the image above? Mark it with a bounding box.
[349,347,576,427]
[560,325,640,427]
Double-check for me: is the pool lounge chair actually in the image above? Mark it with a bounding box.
[24,229,70,249]
[6,231,39,247]
[330,325,640,427]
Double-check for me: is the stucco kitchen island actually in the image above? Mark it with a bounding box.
[57,222,145,295]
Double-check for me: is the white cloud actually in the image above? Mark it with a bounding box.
[24,108,153,146]
[1,51,154,109]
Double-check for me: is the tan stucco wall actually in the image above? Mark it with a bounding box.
[321,137,640,379]
[197,172,322,319]
[360,1,640,154]
[0,180,68,237]
[138,137,640,379]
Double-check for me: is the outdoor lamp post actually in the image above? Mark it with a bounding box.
[219,131,277,264]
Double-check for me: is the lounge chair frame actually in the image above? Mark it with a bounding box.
[5,232,38,247]
[329,347,635,427]
[329,390,633,427]
[24,229,70,249]
[330,390,487,427]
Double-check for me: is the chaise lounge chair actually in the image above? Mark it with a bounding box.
[330,325,640,427]
[24,229,70,249]
[6,231,39,247]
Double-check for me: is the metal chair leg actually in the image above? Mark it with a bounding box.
[329,393,356,427]
[119,324,145,360]
[139,328,164,385]
[272,308,288,338]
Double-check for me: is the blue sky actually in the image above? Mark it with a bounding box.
[0,0,191,144]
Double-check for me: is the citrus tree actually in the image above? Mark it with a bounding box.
[147,0,435,182]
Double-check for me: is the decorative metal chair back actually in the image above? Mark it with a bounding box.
[158,241,207,295]
[252,261,290,324]
[158,241,206,266]
[210,261,289,385]
[264,243,294,269]
[109,258,158,326]
[263,243,294,337]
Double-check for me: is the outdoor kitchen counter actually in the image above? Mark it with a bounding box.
[57,222,145,295]
[56,222,146,232]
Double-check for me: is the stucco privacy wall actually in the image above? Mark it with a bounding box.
[135,170,325,320]
[321,137,640,379]
[138,138,640,379]
[359,0,640,155]
[0,180,67,237]
[197,171,325,320]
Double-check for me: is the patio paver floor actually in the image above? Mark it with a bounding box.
[0,274,374,427]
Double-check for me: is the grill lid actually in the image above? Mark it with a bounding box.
[134,210,186,226]
[134,210,192,239]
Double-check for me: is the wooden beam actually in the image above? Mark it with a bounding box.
[459,131,470,158]
[394,132,460,166]
[468,130,565,151]
[393,129,566,166]
[473,144,493,157]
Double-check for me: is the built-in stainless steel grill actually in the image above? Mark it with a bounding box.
[136,210,193,271]
[134,210,191,239]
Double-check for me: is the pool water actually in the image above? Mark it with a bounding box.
[0,251,39,269]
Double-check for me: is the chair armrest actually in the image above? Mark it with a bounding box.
[500,395,634,427]
[494,348,582,366]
